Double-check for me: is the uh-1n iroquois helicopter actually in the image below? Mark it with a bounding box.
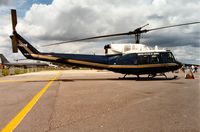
[10,9,200,79]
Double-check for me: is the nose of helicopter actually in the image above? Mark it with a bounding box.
[176,61,183,69]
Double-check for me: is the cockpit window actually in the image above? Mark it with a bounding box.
[137,52,160,64]
[136,52,175,64]
[137,55,150,64]
[160,52,175,63]
[151,55,159,63]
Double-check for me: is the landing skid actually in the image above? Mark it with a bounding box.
[119,74,140,79]
[148,73,178,80]
[148,73,167,79]
[119,74,128,79]
[119,72,178,80]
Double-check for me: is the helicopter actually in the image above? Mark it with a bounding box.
[9,9,200,79]
[0,54,49,68]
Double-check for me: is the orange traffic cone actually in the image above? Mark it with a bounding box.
[185,69,194,79]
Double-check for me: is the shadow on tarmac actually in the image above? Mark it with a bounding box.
[25,76,180,83]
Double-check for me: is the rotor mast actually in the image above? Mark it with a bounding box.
[134,24,149,43]
[135,33,140,43]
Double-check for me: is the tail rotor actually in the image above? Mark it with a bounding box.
[10,9,18,53]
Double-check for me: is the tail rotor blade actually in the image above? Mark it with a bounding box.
[11,9,17,32]
[10,35,18,53]
[10,9,18,53]
[12,36,18,53]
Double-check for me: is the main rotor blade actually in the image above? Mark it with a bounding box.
[147,22,200,32]
[11,9,17,32]
[43,32,131,46]
[43,21,200,47]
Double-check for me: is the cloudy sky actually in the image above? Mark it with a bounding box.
[0,0,199,64]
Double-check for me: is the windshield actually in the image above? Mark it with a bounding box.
[160,52,175,63]
[137,52,175,64]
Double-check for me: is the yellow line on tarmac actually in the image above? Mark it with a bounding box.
[1,71,61,132]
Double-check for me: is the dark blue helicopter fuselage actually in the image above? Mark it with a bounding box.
[34,52,181,75]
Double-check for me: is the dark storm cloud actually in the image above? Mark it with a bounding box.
[0,0,22,6]
[0,0,9,6]
[142,30,200,47]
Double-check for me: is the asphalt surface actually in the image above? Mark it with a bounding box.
[0,70,199,132]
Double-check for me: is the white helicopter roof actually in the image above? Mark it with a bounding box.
[105,43,168,55]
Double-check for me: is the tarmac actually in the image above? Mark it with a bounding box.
[0,70,199,132]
